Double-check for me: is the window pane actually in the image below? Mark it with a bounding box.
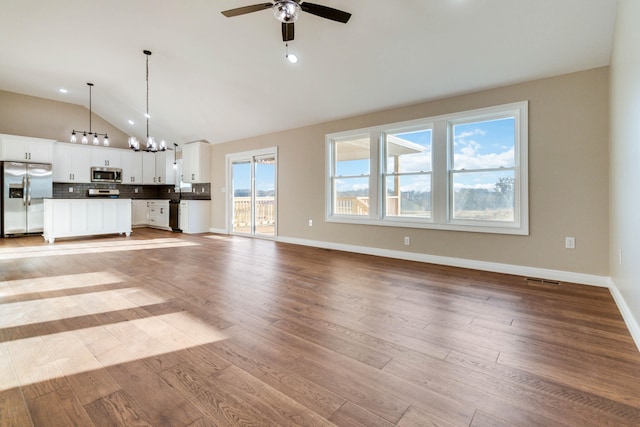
[386,175,431,218]
[452,170,515,221]
[336,137,370,176]
[386,129,432,173]
[453,117,515,170]
[334,177,369,215]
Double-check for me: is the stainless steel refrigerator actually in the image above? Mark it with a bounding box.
[1,162,52,236]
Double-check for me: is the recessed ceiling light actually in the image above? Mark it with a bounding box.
[59,88,68,93]
[128,120,135,125]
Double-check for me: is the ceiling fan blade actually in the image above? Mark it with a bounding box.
[221,3,273,18]
[300,2,351,23]
[282,22,295,41]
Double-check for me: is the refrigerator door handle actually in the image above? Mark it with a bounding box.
[22,176,27,206]
[27,177,31,206]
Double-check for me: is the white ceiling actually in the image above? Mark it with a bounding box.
[0,0,618,145]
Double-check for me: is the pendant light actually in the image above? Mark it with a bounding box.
[129,50,167,152]
[71,83,109,146]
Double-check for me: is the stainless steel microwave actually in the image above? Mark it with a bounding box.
[91,167,122,183]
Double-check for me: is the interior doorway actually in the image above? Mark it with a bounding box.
[228,148,277,238]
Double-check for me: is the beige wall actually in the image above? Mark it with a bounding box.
[610,0,640,337]
[0,90,129,148]
[212,67,610,276]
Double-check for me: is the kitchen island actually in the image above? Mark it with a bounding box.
[43,198,132,243]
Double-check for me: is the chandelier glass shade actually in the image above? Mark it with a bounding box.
[71,83,109,146]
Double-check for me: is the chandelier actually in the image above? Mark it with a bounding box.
[71,83,109,146]
[128,50,167,152]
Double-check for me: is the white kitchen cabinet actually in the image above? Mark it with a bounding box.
[141,151,176,185]
[182,141,210,183]
[43,198,131,243]
[131,199,149,226]
[142,151,156,184]
[53,143,91,183]
[0,134,55,163]
[122,150,143,184]
[155,151,176,185]
[179,200,210,234]
[148,200,170,229]
[90,146,122,168]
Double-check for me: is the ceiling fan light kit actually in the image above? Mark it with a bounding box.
[221,0,351,42]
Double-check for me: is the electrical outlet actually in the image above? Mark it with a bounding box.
[134,188,139,193]
[404,236,410,246]
[565,237,575,249]
[308,219,313,226]
[68,187,73,193]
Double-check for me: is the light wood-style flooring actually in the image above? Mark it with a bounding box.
[1,228,639,426]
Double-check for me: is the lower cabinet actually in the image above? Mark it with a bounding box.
[131,199,170,230]
[43,199,132,243]
[179,200,210,234]
[148,200,170,229]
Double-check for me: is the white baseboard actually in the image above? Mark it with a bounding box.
[209,227,228,234]
[609,279,640,352]
[276,236,610,287]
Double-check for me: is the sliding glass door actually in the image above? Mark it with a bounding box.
[229,148,277,238]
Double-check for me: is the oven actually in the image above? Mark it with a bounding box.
[88,188,120,198]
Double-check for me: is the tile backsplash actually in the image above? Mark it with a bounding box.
[53,183,211,201]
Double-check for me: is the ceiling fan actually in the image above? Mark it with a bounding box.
[221,1,351,42]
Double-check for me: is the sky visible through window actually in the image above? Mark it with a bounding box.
[233,161,275,195]
[335,117,515,193]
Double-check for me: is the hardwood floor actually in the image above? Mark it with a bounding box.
[1,228,639,426]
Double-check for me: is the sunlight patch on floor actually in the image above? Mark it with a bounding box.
[1,312,227,392]
[0,238,199,260]
[0,270,227,392]
[0,287,167,329]
[0,271,125,299]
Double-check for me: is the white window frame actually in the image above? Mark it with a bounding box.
[325,101,528,235]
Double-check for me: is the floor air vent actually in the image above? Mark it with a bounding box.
[525,277,561,285]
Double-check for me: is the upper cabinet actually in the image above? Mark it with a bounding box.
[155,150,176,185]
[182,141,211,183]
[53,143,91,183]
[121,150,143,184]
[0,134,55,163]
[90,146,122,168]
[142,151,156,184]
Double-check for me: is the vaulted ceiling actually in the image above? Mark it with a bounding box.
[0,0,618,145]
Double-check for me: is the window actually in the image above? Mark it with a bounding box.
[330,135,371,216]
[326,102,528,234]
[450,116,517,223]
[383,127,432,219]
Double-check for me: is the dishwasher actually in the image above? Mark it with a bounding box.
[169,200,181,232]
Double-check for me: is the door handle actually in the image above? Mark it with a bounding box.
[27,177,31,206]
[22,176,27,206]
